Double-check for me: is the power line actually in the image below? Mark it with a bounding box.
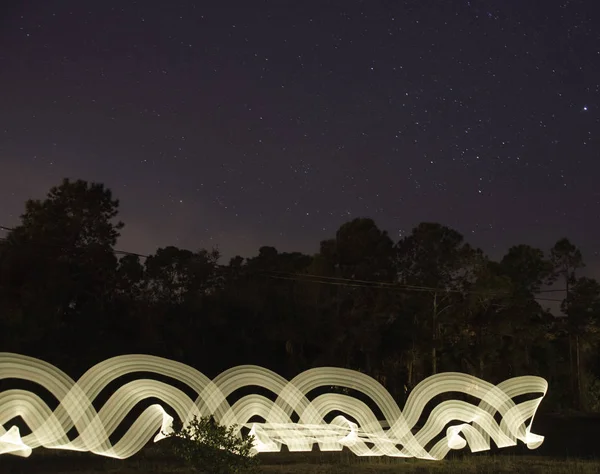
[0,223,571,303]
[261,269,566,298]
[259,271,565,303]
[264,269,561,297]
[263,270,492,295]
[0,225,148,259]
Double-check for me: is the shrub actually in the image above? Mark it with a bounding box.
[166,415,259,473]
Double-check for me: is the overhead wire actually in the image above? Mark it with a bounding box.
[0,225,149,259]
[0,223,569,303]
[259,271,565,303]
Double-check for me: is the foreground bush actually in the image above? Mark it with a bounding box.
[166,415,259,473]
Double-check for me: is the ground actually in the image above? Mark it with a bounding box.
[1,449,598,474]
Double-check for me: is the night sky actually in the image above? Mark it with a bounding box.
[1,1,599,274]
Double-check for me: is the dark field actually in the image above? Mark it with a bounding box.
[1,450,599,474]
[1,414,599,473]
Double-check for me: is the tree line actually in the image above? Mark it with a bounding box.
[1,179,599,413]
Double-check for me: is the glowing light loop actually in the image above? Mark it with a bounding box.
[0,353,547,460]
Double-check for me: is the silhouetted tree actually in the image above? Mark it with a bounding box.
[0,179,122,369]
[3,179,600,413]
[549,238,585,409]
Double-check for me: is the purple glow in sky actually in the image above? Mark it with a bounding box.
[1,1,598,281]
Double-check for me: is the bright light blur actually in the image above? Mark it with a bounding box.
[0,353,547,460]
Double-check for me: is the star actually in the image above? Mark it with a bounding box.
[0,0,598,265]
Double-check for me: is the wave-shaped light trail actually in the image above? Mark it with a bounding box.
[0,353,547,460]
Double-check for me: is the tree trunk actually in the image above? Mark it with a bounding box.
[565,277,578,409]
[432,292,437,375]
[478,325,484,379]
[407,346,415,389]
[365,350,372,374]
[576,334,582,410]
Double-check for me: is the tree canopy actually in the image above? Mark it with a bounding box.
[1,178,599,412]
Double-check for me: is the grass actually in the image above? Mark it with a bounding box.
[258,452,600,473]
[1,448,599,474]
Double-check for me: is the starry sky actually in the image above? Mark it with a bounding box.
[1,0,599,273]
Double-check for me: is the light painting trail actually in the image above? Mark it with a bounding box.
[0,353,547,460]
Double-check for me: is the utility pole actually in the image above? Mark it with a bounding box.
[432,292,438,375]
[431,291,452,375]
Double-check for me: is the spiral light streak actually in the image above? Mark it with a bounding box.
[0,353,547,460]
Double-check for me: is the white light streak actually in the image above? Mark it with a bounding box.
[0,353,547,460]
